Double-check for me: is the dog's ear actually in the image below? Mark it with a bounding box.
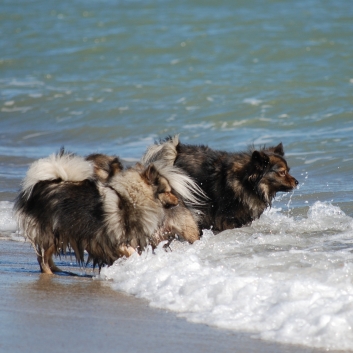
[251,150,270,170]
[268,143,284,156]
[248,151,270,184]
[143,164,179,208]
[108,157,123,178]
[143,164,159,185]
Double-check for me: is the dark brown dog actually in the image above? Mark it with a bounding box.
[143,136,298,232]
[14,150,201,274]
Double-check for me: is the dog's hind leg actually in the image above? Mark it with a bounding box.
[48,256,63,273]
[38,244,61,274]
[37,254,53,275]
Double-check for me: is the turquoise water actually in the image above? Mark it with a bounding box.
[2,0,352,209]
[1,1,353,349]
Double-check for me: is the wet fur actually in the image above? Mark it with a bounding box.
[14,151,181,274]
[89,153,203,245]
[143,136,299,232]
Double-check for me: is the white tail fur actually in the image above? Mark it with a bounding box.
[141,135,179,166]
[153,161,207,206]
[142,135,208,205]
[22,152,94,197]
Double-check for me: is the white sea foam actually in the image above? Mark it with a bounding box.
[0,201,22,241]
[101,202,353,351]
[243,98,263,106]
[0,201,17,233]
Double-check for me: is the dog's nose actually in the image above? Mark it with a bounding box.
[295,179,299,185]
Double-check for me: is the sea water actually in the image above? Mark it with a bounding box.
[1,0,353,350]
[101,202,353,350]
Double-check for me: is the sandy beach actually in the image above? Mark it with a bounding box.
[0,239,338,353]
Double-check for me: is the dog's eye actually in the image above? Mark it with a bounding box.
[279,170,286,177]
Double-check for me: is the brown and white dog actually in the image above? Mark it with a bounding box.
[14,149,204,274]
[87,153,204,247]
[142,135,299,232]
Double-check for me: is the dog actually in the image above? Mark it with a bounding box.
[142,135,299,232]
[85,153,123,182]
[87,153,204,247]
[14,149,203,274]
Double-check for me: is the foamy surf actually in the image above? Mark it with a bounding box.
[101,202,353,351]
[2,199,353,350]
[0,201,21,240]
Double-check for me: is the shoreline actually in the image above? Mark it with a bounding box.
[0,239,338,353]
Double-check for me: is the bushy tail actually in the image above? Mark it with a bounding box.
[142,135,208,206]
[154,161,208,207]
[21,149,94,198]
[141,135,179,166]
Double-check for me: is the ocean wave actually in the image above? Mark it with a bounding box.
[101,202,353,351]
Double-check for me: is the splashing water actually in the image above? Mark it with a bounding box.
[101,202,353,351]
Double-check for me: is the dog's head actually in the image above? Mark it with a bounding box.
[245,143,298,204]
[142,164,179,208]
[104,163,180,252]
[86,153,123,182]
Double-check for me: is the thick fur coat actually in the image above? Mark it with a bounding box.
[14,150,204,274]
[142,136,299,232]
[88,153,204,246]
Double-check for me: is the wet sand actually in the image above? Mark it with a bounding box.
[0,239,336,353]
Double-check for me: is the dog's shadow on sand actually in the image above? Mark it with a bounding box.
[45,250,97,278]
[53,270,94,278]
